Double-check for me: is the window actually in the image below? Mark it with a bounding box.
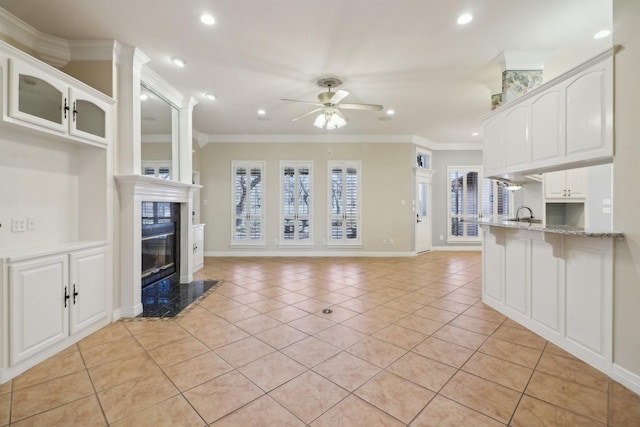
[482,179,511,220]
[141,201,172,225]
[141,161,172,180]
[232,161,264,245]
[281,162,313,245]
[448,166,481,242]
[416,151,431,169]
[328,161,361,245]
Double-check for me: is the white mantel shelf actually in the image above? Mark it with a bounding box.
[115,175,202,199]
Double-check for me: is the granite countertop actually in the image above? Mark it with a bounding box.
[468,218,624,239]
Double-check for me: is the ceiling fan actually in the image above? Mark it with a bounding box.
[282,77,383,130]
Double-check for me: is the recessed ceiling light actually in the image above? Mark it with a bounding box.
[386,109,395,115]
[205,92,216,101]
[171,57,186,67]
[594,29,611,39]
[457,13,473,25]
[200,14,215,26]
[139,94,149,101]
[472,132,479,136]
[257,109,266,116]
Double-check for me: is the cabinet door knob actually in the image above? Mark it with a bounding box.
[64,286,70,307]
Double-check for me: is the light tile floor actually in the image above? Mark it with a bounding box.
[1,252,639,426]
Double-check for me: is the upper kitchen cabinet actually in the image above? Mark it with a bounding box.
[482,115,505,175]
[1,42,113,147]
[544,168,588,200]
[565,66,611,159]
[482,49,614,179]
[504,104,530,170]
[530,88,563,164]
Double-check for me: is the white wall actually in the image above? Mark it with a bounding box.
[612,0,640,390]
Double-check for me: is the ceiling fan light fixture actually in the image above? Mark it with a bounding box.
[313,112,327,128]
[326,112,346,130]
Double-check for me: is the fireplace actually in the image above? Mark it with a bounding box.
[141,202,180,288]
[115,174,199,317]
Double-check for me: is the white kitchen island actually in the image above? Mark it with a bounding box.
[477,218,623,376]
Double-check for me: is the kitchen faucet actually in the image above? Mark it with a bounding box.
[515,206,534,221]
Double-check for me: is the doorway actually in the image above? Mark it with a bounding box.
[415,170,432,253]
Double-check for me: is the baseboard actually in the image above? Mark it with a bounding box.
[204,250,417,257]
[611,363,640,397]
[112,308,122,322]
[431,245,481,252]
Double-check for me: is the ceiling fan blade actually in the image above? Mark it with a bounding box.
[281,98,324,107]
[291,108,322,122]
[338,103,384,111]
[329,89,349,105]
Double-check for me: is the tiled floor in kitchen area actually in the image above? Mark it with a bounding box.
[1,252,639,426]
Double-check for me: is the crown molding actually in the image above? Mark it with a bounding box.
[0,7,70,67]
[69,39,118,61]
[201,134,421,144]
[195,132,482,151]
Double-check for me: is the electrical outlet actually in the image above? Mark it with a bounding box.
[389,239,394,245]
[439,235,444,241]
[27,217,36,231]
[12,217,27,232]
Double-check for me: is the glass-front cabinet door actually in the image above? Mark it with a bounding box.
[10,59,68,133]
[69,88,109,143]
[8,58,110,144]
[281,162,312,244]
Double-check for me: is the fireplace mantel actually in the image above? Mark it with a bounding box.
[115,175,202,317]
[115,175,201,200]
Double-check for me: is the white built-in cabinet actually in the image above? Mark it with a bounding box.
[483,49,613,179]
[482,226,613,374]
[8,245,107,365]
[192,224,205,272]
[7,57,111,146]
[544,168,587,199]
[0,40,114,384]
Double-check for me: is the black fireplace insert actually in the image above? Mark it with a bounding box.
[141,202,180,289]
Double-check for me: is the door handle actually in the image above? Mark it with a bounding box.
[73,284,79,304]
[64,286,70,307]
[416,214,422,223]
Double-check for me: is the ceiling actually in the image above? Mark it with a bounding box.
[0,0,612,145]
